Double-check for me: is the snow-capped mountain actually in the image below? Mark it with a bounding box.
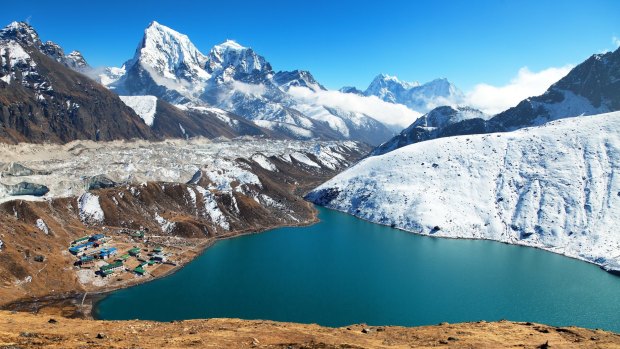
[0,21,270,143]
[0,22,155,143]
[371,46,620,156]
[1,22,90,72]
[109,21,210,103]
[371,106,487,156]
[341,74,464,113]
[103,21,395,145]
[308,111,620,273]
[273,70,325,92]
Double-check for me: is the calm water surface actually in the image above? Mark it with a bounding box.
[95,206,620,332]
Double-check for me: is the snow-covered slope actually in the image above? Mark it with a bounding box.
[308,111,620,272]
[119,95,158,126]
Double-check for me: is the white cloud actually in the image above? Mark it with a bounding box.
[613,36,620,48]
[231,81,267,97]
[465,65,573,115]
[287,86,422,129]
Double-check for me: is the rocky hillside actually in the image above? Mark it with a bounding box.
[0,138,367,306]
[308,111,620,274]
[0,312,618,349]
[0,22,155,143]
[371,106,487,156]
[371,46,620,156]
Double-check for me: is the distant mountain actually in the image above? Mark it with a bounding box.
[0,22,271,143]
[370,46,620,156]
[338,86,363,95]
[102,21,395,145]
[340,74,464,113]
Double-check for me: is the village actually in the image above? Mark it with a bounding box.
[68,230,177,279]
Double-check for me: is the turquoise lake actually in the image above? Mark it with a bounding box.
[95,206,620,332]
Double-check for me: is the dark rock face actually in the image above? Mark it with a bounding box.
[151,100,271,139]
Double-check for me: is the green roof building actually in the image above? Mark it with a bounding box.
[128,247,141,256]
[72,236,90,245]
[100,261,124,274]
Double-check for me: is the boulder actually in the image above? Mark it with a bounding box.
[86,174,117,190]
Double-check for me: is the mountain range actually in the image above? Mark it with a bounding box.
[0,20,475,146]
[341,74,464,113]
[0,22,271,143]
[372,47,620,155]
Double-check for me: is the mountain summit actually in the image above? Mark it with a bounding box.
[101,21,399,145]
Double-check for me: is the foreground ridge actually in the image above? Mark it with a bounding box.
[0,311,618,348]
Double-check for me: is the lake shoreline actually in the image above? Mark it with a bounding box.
[312,205,620,277]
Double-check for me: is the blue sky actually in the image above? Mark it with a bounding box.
[1,0,619,91]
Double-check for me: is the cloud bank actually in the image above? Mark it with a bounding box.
[288,86,422,129]
[465,65,573,115]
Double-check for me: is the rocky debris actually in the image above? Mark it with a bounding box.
[0,182,49,196]
[1,162,49,177]
[85,174,117,190]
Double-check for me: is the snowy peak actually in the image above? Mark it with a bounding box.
[362,74,464,113]
[65,50,88,70]
[215,39,246,51]
[0,21,41,47]
[131,20,209,83]
[205,40,272,81]
[39,41,89,71]
[364,74,420,103]
[273,70,325,92]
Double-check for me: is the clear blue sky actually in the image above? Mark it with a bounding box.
[1,0,619,90]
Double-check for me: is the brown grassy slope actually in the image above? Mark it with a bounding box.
[0,312,618,349]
